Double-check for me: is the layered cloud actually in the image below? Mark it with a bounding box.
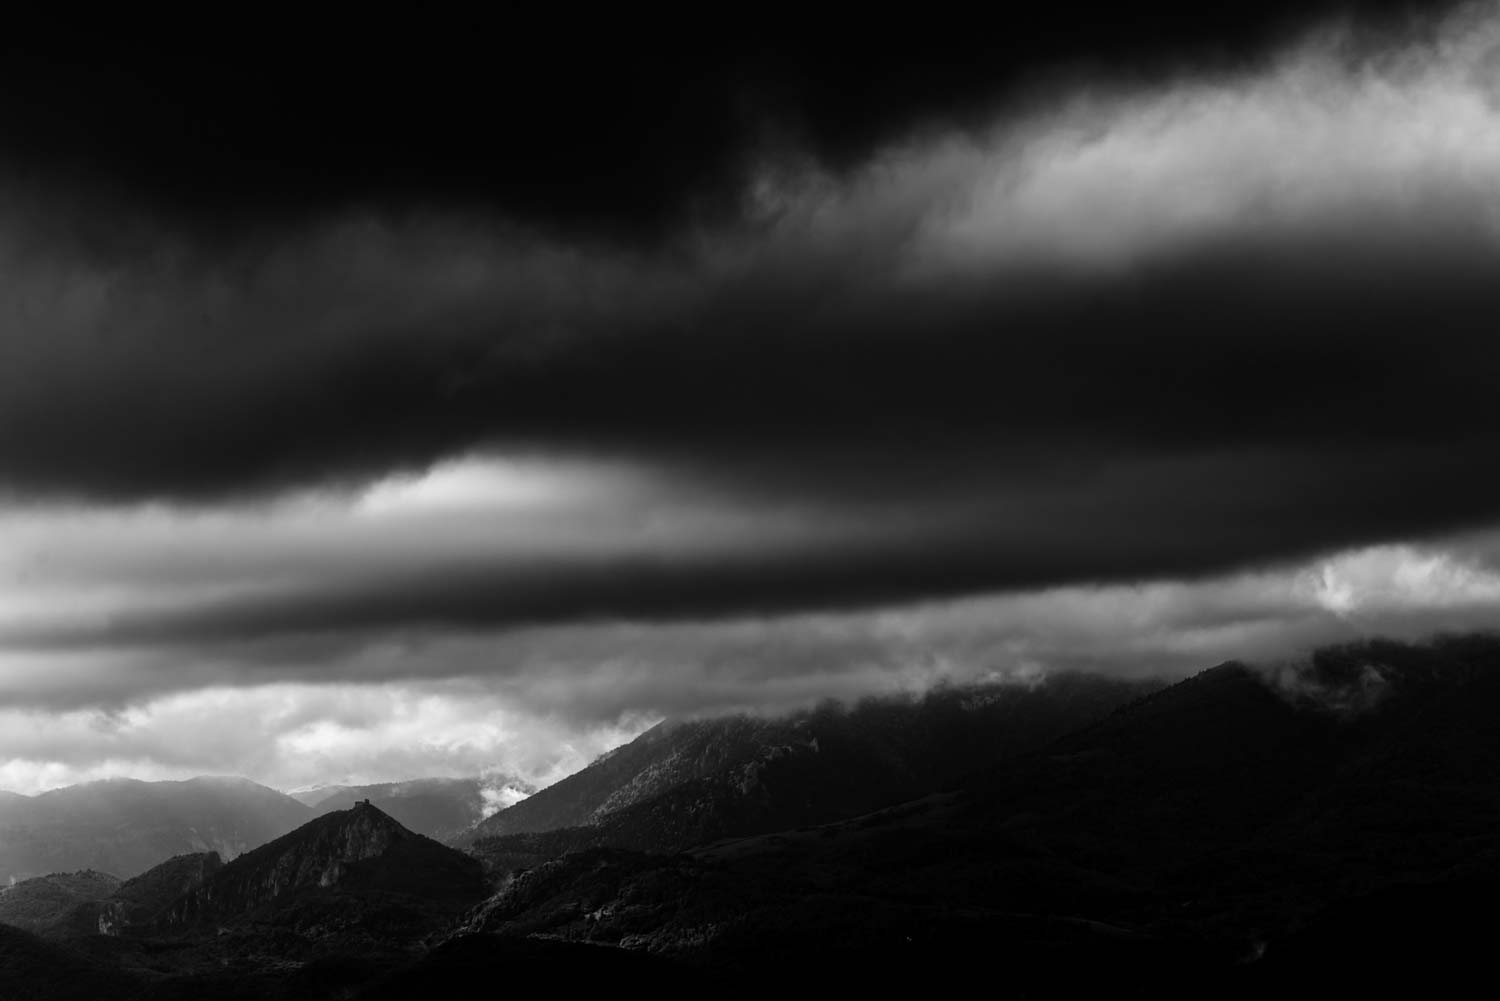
[6,4,1500,791]
[0,680,651,796]
[4,535,1500,792]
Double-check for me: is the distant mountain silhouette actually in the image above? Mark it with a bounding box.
[465,674,1161,868]
[294,777,532,842]
[0,777,311,882]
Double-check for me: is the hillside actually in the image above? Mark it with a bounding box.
[89,852,223,938]
[0,871,120,936]
[467,673,1160,865]
[446,635,1500,990]
[0,777,311,882]
[155,801,487,943]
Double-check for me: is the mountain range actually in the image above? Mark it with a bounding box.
[0,773,529,887]
[6,637,1500,995]
[450,635,1500,991]
[463,673,1161,870]
[0,801,489,998]
[0,777,310,883]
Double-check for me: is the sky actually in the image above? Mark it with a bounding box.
[5,1,1500,793]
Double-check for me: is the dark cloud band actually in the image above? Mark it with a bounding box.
[3,2,1499,640]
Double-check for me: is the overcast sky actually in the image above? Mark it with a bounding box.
[4,1,1500,794]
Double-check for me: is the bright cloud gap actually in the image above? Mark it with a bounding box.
[3,538,1499,794]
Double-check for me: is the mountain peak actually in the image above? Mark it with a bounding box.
[155,801,484,931]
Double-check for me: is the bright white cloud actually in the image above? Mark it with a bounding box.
[751,4,1500,278]
[0,680,653,796]
[1297,543,1500,615]
[352,454,636,517]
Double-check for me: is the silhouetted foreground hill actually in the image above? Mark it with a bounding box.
[465,673,1162,869]
[0,923,138,1000]
[0,777,311,882]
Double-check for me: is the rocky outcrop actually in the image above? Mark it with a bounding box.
[297,776,535,842]
[91,851,221,936]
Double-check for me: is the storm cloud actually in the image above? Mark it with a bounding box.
[6,2,1500,791]
[7,7,1500,623]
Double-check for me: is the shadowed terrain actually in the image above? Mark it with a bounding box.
[447,635,1500,992]
[464,674,1161,868]
[5,636,1500,996]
